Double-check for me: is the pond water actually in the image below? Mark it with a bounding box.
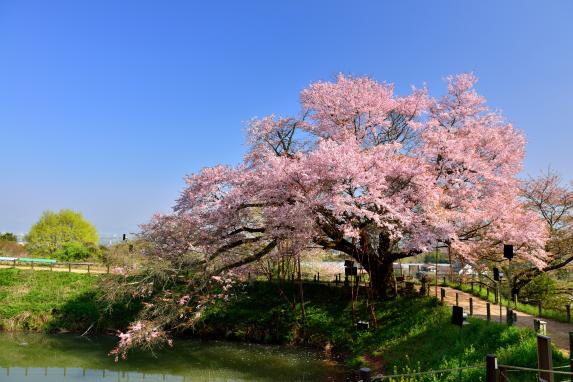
[0,333,346,382]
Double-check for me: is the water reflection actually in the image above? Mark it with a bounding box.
[0,333,344,381]
[2,367,188,381]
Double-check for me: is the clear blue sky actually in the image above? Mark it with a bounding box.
[1,0,572,236]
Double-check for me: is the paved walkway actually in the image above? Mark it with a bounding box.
[436,286,573,354]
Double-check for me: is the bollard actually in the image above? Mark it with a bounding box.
[440,288,445,303]
[534,319,547,335]
[469,298,473,316]
[486,302,491,321]
[537,335,554,382]
[486,354,497,382]
[359,367,371,382]
[455,292,459,306]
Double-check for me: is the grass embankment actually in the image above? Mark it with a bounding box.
[200,281,568,380]
[0,270,567,380]
[0,268,135,332]
[445,281,569,323]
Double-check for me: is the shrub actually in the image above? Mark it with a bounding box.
[54,242,93,262]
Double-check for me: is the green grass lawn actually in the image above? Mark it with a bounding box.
[0,268,136,332]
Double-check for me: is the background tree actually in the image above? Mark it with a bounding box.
[0,232,17,242]
[25,209,99,259]
[511,171,573,295]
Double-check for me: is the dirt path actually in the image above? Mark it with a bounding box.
[0,264,107,274]
[436,286,573,354]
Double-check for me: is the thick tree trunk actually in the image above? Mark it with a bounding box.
[365,256,396,299]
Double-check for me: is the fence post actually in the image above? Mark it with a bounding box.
[486,303,491,321]
[486,354,497,382]
[68,263,71,273]
[440,288,445,303]
[469,298,473,316]
[569,332,573,382]
[537,335,553,382]
[499,365,508,382]
[455,292,459,306]
[506,307,513,325]
[87,264,90,274]
[567,305,571,323]
[359,367,371,382]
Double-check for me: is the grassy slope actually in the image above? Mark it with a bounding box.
[0,268,134,332]
[200,281,568,380]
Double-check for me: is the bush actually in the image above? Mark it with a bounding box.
[54,242,94,262]
[0,232,17,242]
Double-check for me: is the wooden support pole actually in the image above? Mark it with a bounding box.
[499,366,508,382]
[469,298,473,316]
[486,302,491,321]
[485,354,497,382]
[537,335,554,382]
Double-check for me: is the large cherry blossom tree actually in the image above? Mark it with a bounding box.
[143,73,547,297]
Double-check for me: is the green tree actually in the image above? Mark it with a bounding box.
[26,209,99,258]
[0,232,17,242]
